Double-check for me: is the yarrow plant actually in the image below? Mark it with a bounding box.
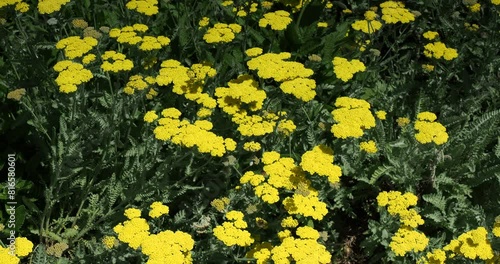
[1,0,500,263]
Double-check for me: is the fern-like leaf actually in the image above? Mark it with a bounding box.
[423,192,447,213]
[456,109,500,141]
[466,164,500,187]
[174,210,186,224]
[306,125,316,147]
[30,244,49,264]
[369,165,394,184]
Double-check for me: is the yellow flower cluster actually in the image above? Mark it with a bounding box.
[300,145,342,184]
[233,2,258,17]
[140,35,171,51]
[124,208,142,219]
[493,216,500,237]
[280,77,317,102]
[109,24,170,51]
[295,226,320,240]
[263,152,307,190]
[243,141,262,152]
[109,25,143,44]
[283,191,328,220]
[247,52,316,101]
[55,36,98,59]
[0,246,20,264]
[414,112,449,145]
[114,204,194,263]
[332,57,366,82]
[149,201,169,218]
[213,211,254,246]
[464,22,479,31]
[53,60,93,93]
[215,75,267,115]
[203,23,242,43]
[123,75,157,99]
[126,0,158,16]
[231,111,290,137]
[114,217,150,249]
[0,0,29,13]
[241,151,310,204]
[330,97,376,139]
[317,22,328,28]
[240,171,266,187]
[262,1,273,9]
[377,191,424,227]
[7,88,26,101]
[13,237,32,257]
[141,230,194,263]
[101,51,134,72]
[277,119,296,136]
[102,236,118,249]
[144,110,158,123]
[375,110,387,120]
[254,182,281,203]
[360,140,378,153]
[351,20,382,34]
[397,117,410,127]
[351,10,383,34]
[423,31,439,40]
[198,17,210,27]
[151,108,236,157]
[0,237,33,259]
[377,191,428,256]
[390,226,429,256]
[71,18,88,29]
[364,10,378,20]
[259,10,292,30]
[211,197,230,212]
[82,54,96,65]
[38,0,70,14]
[423,42,458,60]
[281,216,299,228]
[468,2,481,12]
[443,227,494,260]
[197,107,212,118]
[245,47,263,57]
[357,39,371,52]
[379,1,415,24]
[493,0,500,5]
[247,52,313,81]
[270,227,331,263]
[277,0,303,12]
[422,64,434,72]
[246,242,273,264]
[417,249,447,264]
[156,60,217,109]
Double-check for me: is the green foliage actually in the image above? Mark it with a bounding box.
[1,0,500,263]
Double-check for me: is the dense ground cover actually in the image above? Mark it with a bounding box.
[1,0,500,263]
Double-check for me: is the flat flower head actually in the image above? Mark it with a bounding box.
[376,110,387,120]
[423,31,439,40]
[15,237,34,257]
[245,47,263,57]
[259,10,292,30]
[360,140,378,153]
[144,111,158,123]
[124,208,142,219]
[149,201,169,218]
[332,57,366,82]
